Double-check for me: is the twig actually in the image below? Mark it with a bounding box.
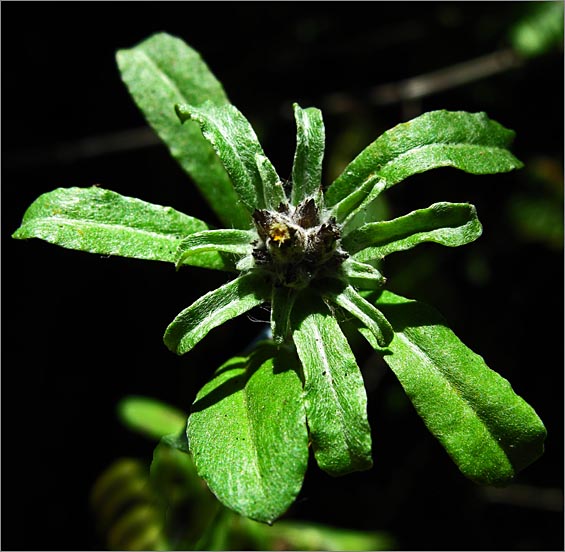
[370,48,523,105]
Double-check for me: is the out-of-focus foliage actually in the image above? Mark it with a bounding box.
[506,157,564,250]
[90,397,394,551]
[509,2,564,58]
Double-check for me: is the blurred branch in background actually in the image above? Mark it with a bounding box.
[480,484,564,513]
[5,3,562,170]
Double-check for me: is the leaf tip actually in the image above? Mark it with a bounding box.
[174,103,190,124]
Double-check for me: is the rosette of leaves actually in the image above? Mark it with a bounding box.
[12,33,546,524]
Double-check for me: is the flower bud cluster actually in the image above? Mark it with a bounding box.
[252,198,346,289]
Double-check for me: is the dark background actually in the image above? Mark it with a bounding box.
[2,2,563,550]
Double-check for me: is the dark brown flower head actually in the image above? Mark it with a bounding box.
[252,198,346,288]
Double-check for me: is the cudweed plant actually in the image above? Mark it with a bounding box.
[13,33,546,524]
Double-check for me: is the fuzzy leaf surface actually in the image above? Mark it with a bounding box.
[328,285,394,347]
[187,345,308,523]
[364,290,546,485]
[291,104,325,206]
[325,110,523,211]
[116,33,250,229]
[176,102,276,212]
[163,273,268,355]
[292,294,372,476]
[12,187,229,269]
[175,229,254,268]
[344,202,482,262]
[256,154,288,210]
[340,258,386,290]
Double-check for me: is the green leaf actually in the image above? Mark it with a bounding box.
[176,102,276,212]
[241,518,395,551]
[340,258,386,290]
[187,344,308,523]
[327,284,393,347]
[163,272,268,355]
[117,396,186,440]
[291,104,325,206]
[329,173,383,225]
[116,33,250,229]
[325,111,523,212]
[270,285,297,345]
[12,187,229,270]
[292,293,372,475]
[256,154,288,211]
[175,229,254,268]
[509,2,564,58]
[364,290,546,486]
[343,202,482,262]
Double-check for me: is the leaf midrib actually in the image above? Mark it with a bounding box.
[396,329,507,457]
[378,142,513,174]
[310,322,353,454]
[27,216,189,241]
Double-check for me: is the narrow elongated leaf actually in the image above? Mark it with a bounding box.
[176,102,276,212]
[270,285,297,345]
[12,187,229,270]
[163,273,269,355]
[328,285,393,347]
[329,173,383,224]
[175,229,254,268]
[364,290,546,485]
[325,110,523,209]
[187,344,308,523]
[116,33,250,229]
[340,258,386,290]
[344,202,482,262]
[292,294,372,475]
[291,104,325,206]
[256,154,288,211]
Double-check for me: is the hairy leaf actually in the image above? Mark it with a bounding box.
[256,154,288,211]
[292,294,372,475]
[163,273,269,355]
[364,290,546,485]
[340,258,386,290]
[175,229,254,268]
[270,286,297,345]
[291,104,325,206]
[116,33,250,229]
[187,345,308,523]
[325,111,523,212]
[176,102,276,212]
[344,202,482,262]
[12,187,229,269]
[328,285,393,347]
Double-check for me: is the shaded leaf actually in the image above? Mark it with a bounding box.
[340,258,386,290]
[270,285,297,345]
[187,345,308,523]
[364,290,546,485]
[175,229,254,268]
[344,202,482,262]
[116,32,250,229]
[325,111,523,212]
[291,104,325,206]
[327,284,393,347]
[292,293,372,475]
[164,273,269,355]
[12,187,229,269]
